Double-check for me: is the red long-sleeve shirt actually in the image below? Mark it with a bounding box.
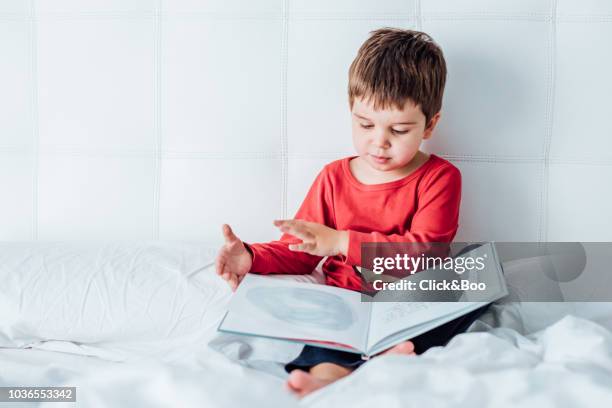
[244,154,462,291]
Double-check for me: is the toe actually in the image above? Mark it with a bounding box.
[381,341,416,356]
[287,370,309,390]
[285,370,331,398]
[397,341,415,354]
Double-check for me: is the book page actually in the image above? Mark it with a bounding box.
[219,274,372,352]
[366,302,487,355]
[367,301,464,351]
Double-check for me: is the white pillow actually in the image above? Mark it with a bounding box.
[0,241,325,348]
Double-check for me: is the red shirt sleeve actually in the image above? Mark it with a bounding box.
[245,166,335,275]
[343,164,462,266]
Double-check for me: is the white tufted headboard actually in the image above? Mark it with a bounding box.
[1,0,611,244]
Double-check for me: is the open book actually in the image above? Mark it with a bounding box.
[218,242,507,357]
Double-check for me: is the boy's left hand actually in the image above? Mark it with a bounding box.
[273,219,348,257]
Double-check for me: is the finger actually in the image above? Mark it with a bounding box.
[229,274,238,291]
[215,254,225,276]
[222,224,239,244]
[274,219,308,228]
[222,272,231,281]
[273,219,301,232]
[273,219,289,227]
[288,242,316,252]
[276,222,314,241]
[275,219,314,227]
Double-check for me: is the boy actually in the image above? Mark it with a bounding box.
[216,28,483,397]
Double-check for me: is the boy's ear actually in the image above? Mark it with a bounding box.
[422,112,441,140]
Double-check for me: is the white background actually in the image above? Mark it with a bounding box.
[1,0,611,244]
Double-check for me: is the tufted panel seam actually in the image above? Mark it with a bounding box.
[152,0,162,239]
[29,0,39,240]
[280,0,289,219]
[539,0,558,243]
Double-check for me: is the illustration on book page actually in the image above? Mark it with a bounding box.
[246,286,355,331]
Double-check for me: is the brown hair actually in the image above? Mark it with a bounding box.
[348,27,447,128]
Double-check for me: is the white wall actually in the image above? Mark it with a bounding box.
[1,0,611,244]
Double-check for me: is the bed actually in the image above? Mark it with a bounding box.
[2,0,612,406]
[1,242,612,407]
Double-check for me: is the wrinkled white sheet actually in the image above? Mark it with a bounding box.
[0,344,298,408]
[2,314,612,407]
[304,315,612,407]
[2,250,612,407]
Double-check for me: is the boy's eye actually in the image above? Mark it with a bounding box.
[392,129,409,135]
[360,123,374,129]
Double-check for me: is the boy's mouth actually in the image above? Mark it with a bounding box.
[369,154,390,164]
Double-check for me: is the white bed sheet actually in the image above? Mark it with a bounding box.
[305,315,612,407]
[3,261,612,407]
[0,343,297,408]
[0,261,316,407]
[3,306,612,407]
[0,268,300,407]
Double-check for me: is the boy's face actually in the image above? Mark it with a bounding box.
[351,96,440,174]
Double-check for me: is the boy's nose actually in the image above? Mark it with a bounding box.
[371,132,390,148]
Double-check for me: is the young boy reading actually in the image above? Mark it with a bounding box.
[215,27,486,397]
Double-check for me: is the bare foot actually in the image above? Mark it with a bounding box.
[379,340,417,356]
[285,369,334,398]
[284,344,415,398]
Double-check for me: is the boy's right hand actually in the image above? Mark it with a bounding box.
[215,224,252,292]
